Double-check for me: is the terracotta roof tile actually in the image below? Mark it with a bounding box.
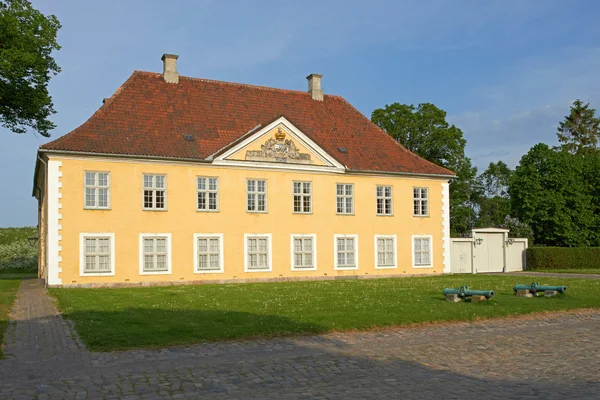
[41,71,455,177]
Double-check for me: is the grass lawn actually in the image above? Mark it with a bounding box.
[0,273,35,358]
[527,269,600,275]
[50,275,600,352]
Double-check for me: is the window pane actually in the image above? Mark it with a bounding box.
[144,190,153,208]
[85,172,96,186]
[346,185,353,195]
[414,188,420,198]
[346,252,355,265]
[143,175,153,188]
[295,253,303,267]
[156,238,166,253]
[303,182,311,193]
[208,192,217,209]
[337,197,344,213]
[293,182,301,194]
[144,255,154,270]
[85,188,96,207]
[257,180,266,193]
[346,197,353,213]
[247,180,255,192]
[208,178,217,191]
[258,194,266,211]
[209,238,219,252]
[337,184,343,195]
[98,238,109,253]
[198,192,206,209]
[197,177,206,190]
[303,196,311,212]
[378,253,385,266]
[346,238,354,250]
[294,196,301,212]
[385,186,391,197]
[337,252,345,266]
[198,238,207,252]
[209,254,219,269]
[156,255,167,270]
[85,238,96,253]
[305,253,313,267]
[98,173,109,187]
[98,189,108,207]
[248,239,257,252]
[337,238,345,251]
[198,254,207,269]
[377,239,384,251]
[155,176,165,189]
[423,239,430,251]
[303,238,312,251]
[422,201,428,215]
[144,238,154,253]
[258,254,267,267]
[376,186,383,197]
[294,239,302,252]
[85,255,96,271]
[377,199,383,214]
[258,238,267,252]
[421,188,428,198]
[155,191,165,208]
[247,194,255,211]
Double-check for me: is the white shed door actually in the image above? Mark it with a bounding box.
[451,241,472,273]
[506,241,526,271]
[473,233,505,273]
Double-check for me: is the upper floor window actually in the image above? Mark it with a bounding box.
[84,172,110,209]
[413,188,428,216]
[247,179,267,213]
[293,181,312,213]
[143,174,166,210]
[376,185,393,215]
[197,177,219,211]
[336,183,354,214]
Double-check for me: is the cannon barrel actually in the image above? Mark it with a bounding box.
[443,286,495,299]
[513,282,567,294]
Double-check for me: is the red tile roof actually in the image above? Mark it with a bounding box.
[41,71,455,177]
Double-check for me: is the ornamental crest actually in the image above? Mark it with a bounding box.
[246,128,311,164]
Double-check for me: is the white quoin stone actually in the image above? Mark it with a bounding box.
[161,53,179,84]
[306,73,323,101]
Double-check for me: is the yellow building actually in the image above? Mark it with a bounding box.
[32,54,455,287]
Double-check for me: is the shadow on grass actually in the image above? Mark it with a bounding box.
[0,271,37,280]
[64,308,329,352]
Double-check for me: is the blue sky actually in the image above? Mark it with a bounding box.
[2,0,600,227]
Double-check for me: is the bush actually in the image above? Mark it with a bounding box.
[0,227,38,272]
[526,247,600,270]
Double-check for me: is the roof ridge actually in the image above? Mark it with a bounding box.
[134,70,345,99]
[334,96,455,176]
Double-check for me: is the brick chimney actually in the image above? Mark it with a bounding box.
[161,53,179,84]
[306,73,323,101]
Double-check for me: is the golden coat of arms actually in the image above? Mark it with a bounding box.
[246,128,311,164]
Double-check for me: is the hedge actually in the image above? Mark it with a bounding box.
[526,247,600,270]
[0,227,38,272]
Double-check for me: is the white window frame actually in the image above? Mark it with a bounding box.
[142,174,167,211]
[376,185,393,216]
[334,234,359,270]
[412,235,433,269]
[374,235,397,269]
[293,181,312,214]
[246,179,268,213]
[139,233,172,275]
[290,234,317,271]
[79,233,115,277]
[197,177,219,212]
[413,187,429,217]
[336,183,354,215]
[83,171,110,210]
[193,233,224,274]
[244,234,273,272]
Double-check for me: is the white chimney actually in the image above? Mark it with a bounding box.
[161,53,179,84]
[306,73,323,101]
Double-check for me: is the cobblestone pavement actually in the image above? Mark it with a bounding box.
[1,280,599,399]
[499,271,600,279]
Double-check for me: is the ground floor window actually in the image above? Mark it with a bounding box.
[80,233,115,276]
[291,234,316,270]
[139,234,172,274]
[413,235,432,268]
[194,234,224,273]
[334,234,358,270]
[375,235,396,269]
[245,234,272,272]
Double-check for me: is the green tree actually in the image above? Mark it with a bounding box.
[476,161,513,228]
[371,102,476,236]
[555,99,600,156]
[510,143,597,246]
[0,0,61,137]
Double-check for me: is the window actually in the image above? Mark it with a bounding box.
[293,181,312,213]
[413,236,433,268]
[244,234,272,272]
[334,234,358,270]
[79,233,115,276]
[84,172,110,209]
[376,186,393,215]
[291,234,316,270]
[143,174,166,210]
[413,188,428,216]
[197,177,219,211]
[194,234,224,273]
[336,184,354,214]
[139,234,171,274]
[247,179,267,212]
[375,235,396,269]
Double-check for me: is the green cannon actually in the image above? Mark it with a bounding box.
[513,282,566,294]
[443,286,495,299]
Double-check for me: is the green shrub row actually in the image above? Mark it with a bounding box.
[0,227,38,272]
[526,247,600,270]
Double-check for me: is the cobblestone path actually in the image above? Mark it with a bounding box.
[1,279,599,399]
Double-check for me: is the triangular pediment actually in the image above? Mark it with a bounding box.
[214,117,344,172]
